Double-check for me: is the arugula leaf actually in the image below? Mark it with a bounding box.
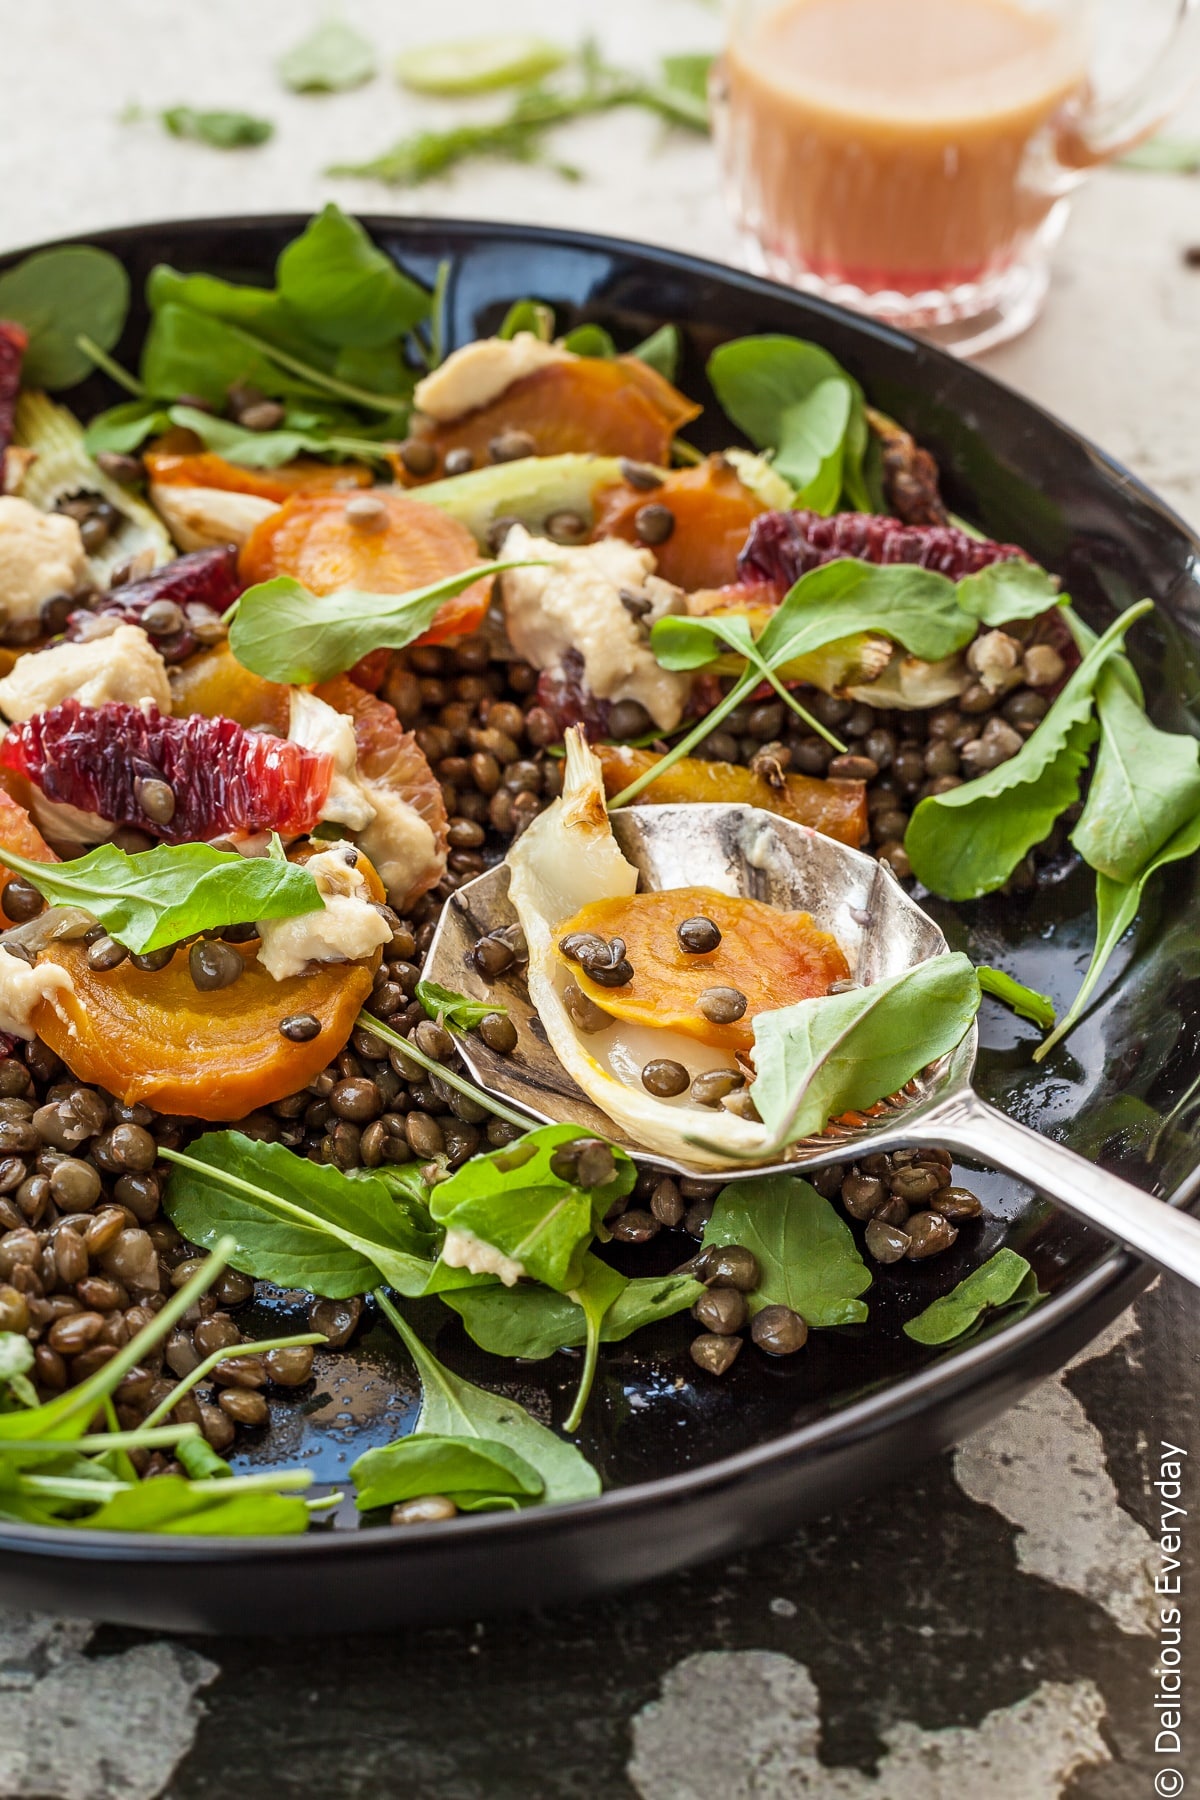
[83,397,174,456]
[441,1259,703,1356]
[276,204,430,346]
[560,323,617,359]
[655,559,979,680]
[707,335,869,514]
[902,1249,1036,1344]
[279,18,378,92]
[416,979,507,1031]
[0,836,321,955]
[1070,665,1200,884]
[631,323,680,383]
[161,107,274,149]
[395,35,568,96]
[427,1123,634,1294]
[976,966,1056,1030]
[497,299,555,342]
[0,246,130,390]
[162,1133,438,1298]
[83,1479,310,1535]
[955,560,1062,625]
[905,601,1153,901]
[166,404,392,471]
[228,561,521,685]
[351,1433,544,1512]
[374,1290,601,1504]
[705,1176,871,1325]
[1036,807,1200,1061]
[659,53,714,113]
[743,953,981,1153]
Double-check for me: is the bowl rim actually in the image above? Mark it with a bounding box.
[0,209,1191,1562]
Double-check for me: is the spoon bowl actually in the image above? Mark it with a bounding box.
[424,800,1200,1288]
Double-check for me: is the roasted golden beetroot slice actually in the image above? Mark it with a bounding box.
[410,356,700,474]
[145,437,373,504]
[238,490,492,646]
[594,745,868,848]
[33,852,386,1119]
[557,885,849,1055]
[591,458,765,591]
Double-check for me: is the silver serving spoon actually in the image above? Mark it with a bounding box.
[424,801,1200,1289]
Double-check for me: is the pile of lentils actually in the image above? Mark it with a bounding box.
[0,606,1033,1441]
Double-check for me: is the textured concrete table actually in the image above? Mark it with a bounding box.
[1,5,1198,1795]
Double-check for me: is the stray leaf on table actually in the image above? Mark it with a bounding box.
[395,34,568,96]
[278,18,378,92]
[160,107,275,149]
[902,1249,1038,1344]
[704,1176,872,1326]
[1119,137,1200,173]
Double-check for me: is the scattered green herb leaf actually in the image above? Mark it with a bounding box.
[902,1248,1036,1344]
[0,835,321,955]
[0,246,130,390]
[160,107,274,149]
[329,44,709,188]
[705,1176,872,1325]
[976,967,1056,1030]
[955,560,1061,625]
[279,18,378,92]
[395,34,568,96]
[228,560,525,685]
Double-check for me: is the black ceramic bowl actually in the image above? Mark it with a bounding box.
[1,216,1197,1635]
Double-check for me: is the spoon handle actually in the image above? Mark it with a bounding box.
[912,1089,1200,1290]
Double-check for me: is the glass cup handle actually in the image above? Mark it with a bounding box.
[1061,0,1200,167]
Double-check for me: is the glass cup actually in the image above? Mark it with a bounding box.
[712,0,1200,354]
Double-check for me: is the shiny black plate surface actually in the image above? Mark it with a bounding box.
[0,215,1197,1634]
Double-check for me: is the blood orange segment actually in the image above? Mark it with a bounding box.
[238,489,492,646]
[737,510,1029,589]
[0,701,334,844]
[0,321,27,484]
[557,886,850,1055]
[169,647,449,906]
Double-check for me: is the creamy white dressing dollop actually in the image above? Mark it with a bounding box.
[255,843,391,981]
